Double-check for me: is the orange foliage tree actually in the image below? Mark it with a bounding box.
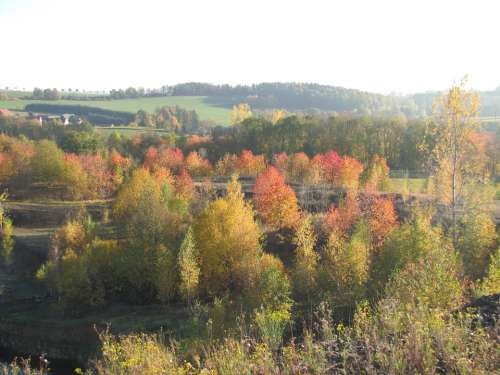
[338,156,364,190]
[253,166,300,230]
[143,147,185,174]
[174,169,195,201]
[362,195,398,248]
[323,192,360,237]
[273,152,289,176]
[237,149,266,177]
[185,151,212,177]
[313,151,363,189]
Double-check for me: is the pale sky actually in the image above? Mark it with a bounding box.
[1,0,499,94]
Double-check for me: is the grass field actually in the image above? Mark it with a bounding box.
[0,96,231,125]
[95,126,172,138]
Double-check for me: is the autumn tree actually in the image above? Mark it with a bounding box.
[457,212,497,281]
[135,110,155,128]
[185,151,212,177]
[272,152,289,176]
[193,175,262,297]
[338,157,364,190]
[427,78,482,241]
[313,151,342,185]
[270,109,288,125]
[323,192,360,237]
[320,220,371,313]
[113,168,187,249]
[237,149,266,176]
[231,103,252,124]
[113,169,182,303]
[0,134,34,184]
[156,244,178,304]
[0,193,14,266]
[479,247,500,295]
[110,149,132,186]
[370,210,445,296]
[31,140,66,186]
[288,152,316,183]
[178,227,200,305]
[114,169,169,246]
[253,166,300,230]
[254,254,292,352]
[292,215,318,307]
[215,153,239,176]
[363,195,398,248]
[363,154,390,192]
[144,147,185,174]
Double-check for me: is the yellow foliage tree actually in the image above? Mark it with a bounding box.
[292,215,318,306]
[177,226,200,304]
[270,109,288,125]
[193,175,262,297]
[427,78,482,241]
[231,103,252,125]
[320,220,370,311]
[479,247,500,295]
[458,213,497,280]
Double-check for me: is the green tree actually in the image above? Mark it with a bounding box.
[30,140,66,186]
[254,254,292,352]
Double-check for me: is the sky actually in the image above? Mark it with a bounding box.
[1,0,499,94]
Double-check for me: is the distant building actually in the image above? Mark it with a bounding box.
[33,113,82,126]
[0,108,13,117]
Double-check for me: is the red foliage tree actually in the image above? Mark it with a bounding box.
[174,169,195,201]
[313,151,342,185]
[143,147,185,174]
[77,153,115,198]
[323,192,360,237]
[253,166,300,230]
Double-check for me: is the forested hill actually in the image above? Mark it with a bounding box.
[170,82,500,118]
[171,82,415,115]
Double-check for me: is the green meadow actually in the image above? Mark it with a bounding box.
[0,95,231,125]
